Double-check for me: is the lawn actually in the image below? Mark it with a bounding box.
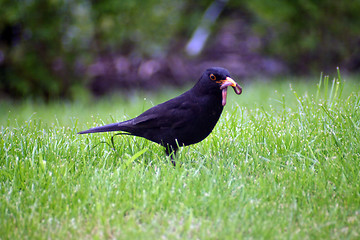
[1,72,359,239]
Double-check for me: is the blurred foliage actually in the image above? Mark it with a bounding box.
[0,0,83,100]
[0,0,359,100]
[0,0,213,100]
[89,0,185,56]
[244,0,360,72]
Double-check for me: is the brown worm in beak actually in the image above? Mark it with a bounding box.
[234,83,242,95]
[222,87,228,106]
[220,82,242,106]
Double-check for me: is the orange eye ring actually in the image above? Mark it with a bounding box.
[209,74,216,81]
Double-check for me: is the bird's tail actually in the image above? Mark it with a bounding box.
[78,123,124,134]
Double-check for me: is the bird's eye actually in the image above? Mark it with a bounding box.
[209,74,216,81]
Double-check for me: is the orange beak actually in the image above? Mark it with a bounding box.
[218,77,237,87]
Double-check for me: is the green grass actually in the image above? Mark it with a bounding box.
[1,72,360,239]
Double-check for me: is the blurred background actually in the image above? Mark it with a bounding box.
[1,0,359,101]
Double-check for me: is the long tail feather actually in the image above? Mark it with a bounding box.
[78,123,123,134]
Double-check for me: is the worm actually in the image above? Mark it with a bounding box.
[220,83,242,106]
[222,87,228,106]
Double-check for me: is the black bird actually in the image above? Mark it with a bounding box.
[78,67,242,163]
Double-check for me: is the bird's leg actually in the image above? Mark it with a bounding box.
[165,145,178,166]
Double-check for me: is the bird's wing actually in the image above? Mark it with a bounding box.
[132,97,199,130]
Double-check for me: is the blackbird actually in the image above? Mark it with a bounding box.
[78,67,242,163]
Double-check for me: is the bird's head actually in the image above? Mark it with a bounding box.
[198,67,242,106]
